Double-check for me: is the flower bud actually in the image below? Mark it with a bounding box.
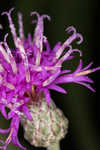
[21,96,68,148]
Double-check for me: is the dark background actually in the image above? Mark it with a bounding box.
[0,0,100,150]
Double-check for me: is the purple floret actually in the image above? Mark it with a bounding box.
[0,8,100,149]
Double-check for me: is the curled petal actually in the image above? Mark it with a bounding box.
[66,26,76,34]
[41,14,51,21]
[76,33,83,44]
[65,26,83,45]
[56,27,83,59]
[1,8,14,16]
[59,48,82,64]
[1,8,17,41]
[71,49,82,56]
[30,11,40,18]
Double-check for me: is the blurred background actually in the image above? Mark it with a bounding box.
[0,0,100,150]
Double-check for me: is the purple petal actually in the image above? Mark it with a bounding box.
[8,111,15,119]
[22,105,33,120]
[12,137,26,150]
[0,128,10,134]
[92,66,100,72]
[52,42,61,52]
[66,55,74,60]
[49,84,67,94]
[81,61,93,71]
[76,81,95,92]
[43,88,51,104]
[74,59,82,73]
[60,70,71,75]
[55,75,73,84]
[0,104,7,119]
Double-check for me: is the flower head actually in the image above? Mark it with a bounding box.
[0,8,100,149]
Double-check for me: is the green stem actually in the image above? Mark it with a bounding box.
[47,141,60,150]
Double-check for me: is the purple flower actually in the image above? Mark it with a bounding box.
[0,8,99,150]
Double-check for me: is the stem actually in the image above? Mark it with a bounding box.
[47,141,60,150]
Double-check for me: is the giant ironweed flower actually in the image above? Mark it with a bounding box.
[0,8,100,150]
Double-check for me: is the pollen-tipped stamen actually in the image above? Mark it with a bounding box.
[18,12,24,40]
[1,8,18,47]
[0,43,10,63]
[0,64,4,72]
[3,34,18,74]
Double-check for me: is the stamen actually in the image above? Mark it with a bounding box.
[0,64,4,72]
[0,75,15,89]
[58,47,82,64]
[15,38,30,82]
[31,12,50,65]
[18,12,24,40]
[3,81,15,90]
[43,70,60,86]
[76,33,83,44]
[65,26,83,45]
[56,26,83,59]
[43,76,55,86]
[30,64,42,72]
[0,43,10,63]
[41,14,51,22]
[30,11,40,19]
[0,75,3,82]
[2,8,18,47]
[4,34,17,74]
[35,50,41,66]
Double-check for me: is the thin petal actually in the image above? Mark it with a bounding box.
[0,128,10,134]
[49,84,67,94]
[22,105,33,120]
[0,104,7,119]
[74,59,82,74]
[12,137,26,150]
[76,81,95,92]
[82,61,93,71]
[52,42,61,52]
[43,88,51,104]
[60,70,71,75]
